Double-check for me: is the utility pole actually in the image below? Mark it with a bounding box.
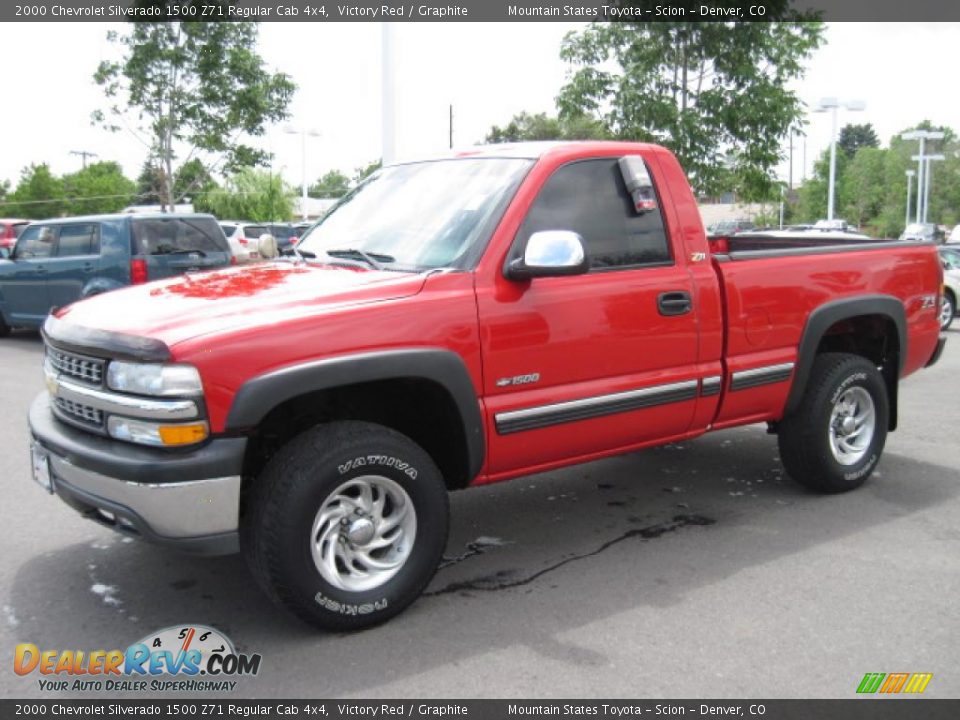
[70,150,98,169]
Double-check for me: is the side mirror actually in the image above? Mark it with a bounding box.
[257,233,279,260]
[507,230,589,280]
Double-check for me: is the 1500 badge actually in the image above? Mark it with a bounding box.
[496,373,541,388]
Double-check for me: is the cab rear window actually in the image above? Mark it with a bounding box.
[131,217,229,256]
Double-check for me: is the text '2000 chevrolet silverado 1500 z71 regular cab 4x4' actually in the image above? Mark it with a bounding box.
[28,142,946,630]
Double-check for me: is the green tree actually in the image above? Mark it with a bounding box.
[309,170,351,198]
[485,111,609,143]
[352,160,382,186]
[61,161,137,215]
[93,22,296,211]
[174,159,218,204]
[135,159,164,205]
[837,123,879,158]
[557,10,823,199]
[838,147,886,228]
[200,168,295,221]
[5,164,66,219]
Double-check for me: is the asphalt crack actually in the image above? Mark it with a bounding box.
[425,513,715,596]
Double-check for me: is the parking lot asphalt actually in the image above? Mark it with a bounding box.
[1,327,958,700]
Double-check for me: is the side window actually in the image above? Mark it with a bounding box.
[517,158,671,270]
[14,225,56,259]
[55,224,98,257]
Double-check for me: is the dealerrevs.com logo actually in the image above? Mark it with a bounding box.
[14,625,262,693]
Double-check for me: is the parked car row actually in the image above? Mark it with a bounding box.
[940,246,960,331]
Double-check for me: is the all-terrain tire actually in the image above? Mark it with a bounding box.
[778,353,889,494]
[242,421,449,631]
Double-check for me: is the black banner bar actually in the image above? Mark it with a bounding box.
[3,700,960,720]
[4,0,960,23]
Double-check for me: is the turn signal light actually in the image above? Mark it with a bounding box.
[158,423,209,446]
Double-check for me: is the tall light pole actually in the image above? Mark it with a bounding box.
[812,97,866,221]
[917,154,945,224]
[284,126,321,221]
[905,170,915,229]
[902,129,944,224]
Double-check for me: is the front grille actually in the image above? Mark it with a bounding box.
[48,348,104,385]
[54,397,104,427]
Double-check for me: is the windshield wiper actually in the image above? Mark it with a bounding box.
[158,248,208,257]
[295,248,316,258]
[324,248,395,270]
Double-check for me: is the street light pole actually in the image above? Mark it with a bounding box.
[284,126,321,221]
[905,170,915,229]
[813,97,865,221]
[902,129,944,224]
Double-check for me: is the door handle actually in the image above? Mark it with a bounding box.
[83,262,94,272]
[658,291,692,316]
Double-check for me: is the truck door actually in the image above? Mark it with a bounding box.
[3,224,55,326]
[476,156,699,476]
[45,223,101,310]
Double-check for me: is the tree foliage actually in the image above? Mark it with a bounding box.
[837,123,879,158]
[4,165,66,219]
[485,111,609,143]
[309,170,351,198]
[62,161,137,215]
[557,8,823,199]
[93,22,296,211]
[352,160,382,187]
[198,168,295,221]
[793,121,960,237]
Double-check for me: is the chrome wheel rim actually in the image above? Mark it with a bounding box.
[940,298,954,329]
[828,386,876,466]
[311,475,417,592]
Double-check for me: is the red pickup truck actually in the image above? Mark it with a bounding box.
[29,142,946,631]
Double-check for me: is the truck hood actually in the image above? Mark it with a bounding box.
[54,261,429,348]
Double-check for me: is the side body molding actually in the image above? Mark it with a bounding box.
[785,294,906,417]
[225,348,485,480]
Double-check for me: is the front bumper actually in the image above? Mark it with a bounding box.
[28,393,246,555]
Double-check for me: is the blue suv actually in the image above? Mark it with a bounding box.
[0,213,232,335]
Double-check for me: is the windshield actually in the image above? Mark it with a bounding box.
[297,158,532,271]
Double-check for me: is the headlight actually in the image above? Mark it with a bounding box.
[107,417,209,447]
[106,362,202,397]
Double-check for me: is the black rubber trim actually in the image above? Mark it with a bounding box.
[700,378,722,397]
[43,314,172,363]
[226,348,485,480]
[495,384,698,435]
[785,294,907,416]
[53,477,238,556]
[29,393,246,484]
[926,335,947,368]
[730,367,794,392]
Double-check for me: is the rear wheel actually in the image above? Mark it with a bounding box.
[0,314,10,338]
[778,353,888,493]
[242,421,449,631]
[940,293,955,331]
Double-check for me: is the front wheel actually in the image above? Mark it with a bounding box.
[242,421,449,631]
[940,293,955,331]
[778,353,889,493]
[0,315,9,338]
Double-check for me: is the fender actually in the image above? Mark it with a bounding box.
[785,294,906,417]
[225,348,485,479]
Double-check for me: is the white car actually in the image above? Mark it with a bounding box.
[939,247,960,331]
[219,221,268,263]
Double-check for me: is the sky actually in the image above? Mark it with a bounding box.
[0,21,957,195]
